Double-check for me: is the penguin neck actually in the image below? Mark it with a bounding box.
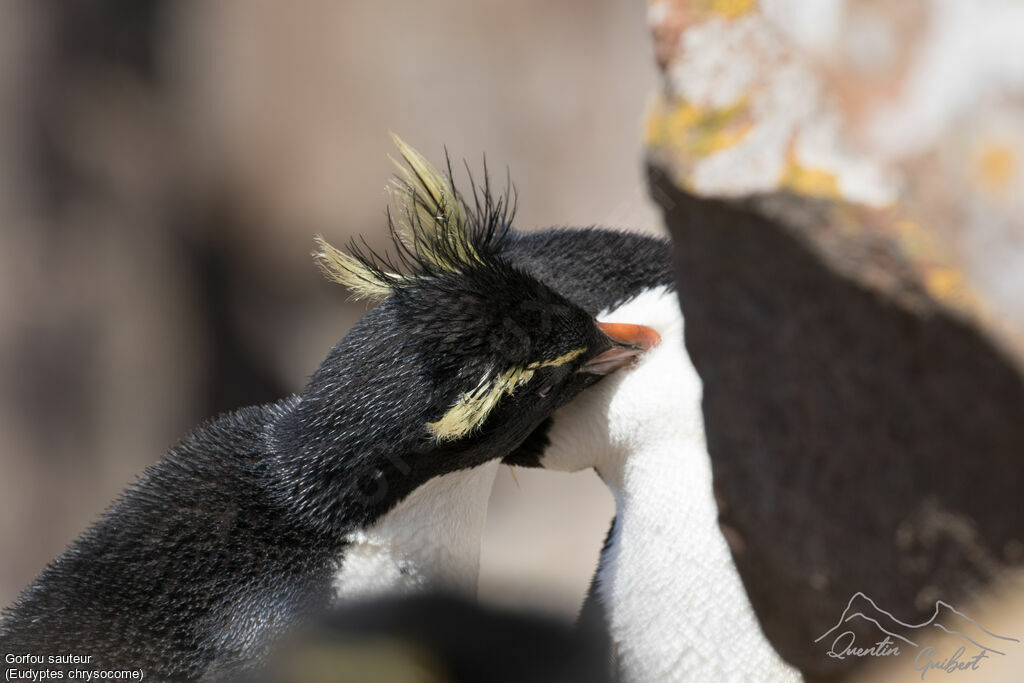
[331,460,500,602]
[596,433,800,681]
[268,344,504,601]
[546,286,798,681]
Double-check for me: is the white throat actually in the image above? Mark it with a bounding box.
[332,461,500,601]
[543,286,800,682]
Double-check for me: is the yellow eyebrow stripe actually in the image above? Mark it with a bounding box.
[527,347,586,370]
[427,347,588,442]
[427,367,534,442]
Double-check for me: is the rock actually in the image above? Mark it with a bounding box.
[645,1,1024,679]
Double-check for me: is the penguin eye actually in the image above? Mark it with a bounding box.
[538,384,553,398]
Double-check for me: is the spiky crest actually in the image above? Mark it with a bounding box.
[314,135,515,300]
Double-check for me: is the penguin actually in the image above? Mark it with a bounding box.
[500,228,802,682]
[232,591,612,683]
[0,138,658,681]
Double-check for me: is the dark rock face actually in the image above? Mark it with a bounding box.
[650,165,1024,681]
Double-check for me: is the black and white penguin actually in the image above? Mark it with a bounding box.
[501,229,801,681]
[0,138,657,681]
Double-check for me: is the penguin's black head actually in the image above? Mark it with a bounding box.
[389,254,654,453]
[288,137,658,522]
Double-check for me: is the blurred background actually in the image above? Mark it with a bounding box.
[0,0,662,615]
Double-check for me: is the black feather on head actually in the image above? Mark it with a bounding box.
[273,139,620,524]
[306,137,612,447]
[279,137,660,532]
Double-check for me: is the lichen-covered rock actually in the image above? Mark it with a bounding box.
[645,1,1024,679]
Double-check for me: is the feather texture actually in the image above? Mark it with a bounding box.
[315,135,514,300]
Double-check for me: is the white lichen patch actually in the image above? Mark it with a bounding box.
[862,0,1024,160]
[659,10,898,205]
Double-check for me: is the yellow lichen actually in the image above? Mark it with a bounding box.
[780,144,841,200]
[890,218,977,312]
[974,143,1017,194]
[644,94,673,149]
[781,163,840,200]
[924,267,963,299]
[646,95,753,162]
[892,219,933,259]
[704,0,757,20]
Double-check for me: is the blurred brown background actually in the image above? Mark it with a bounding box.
[0,0,663,615]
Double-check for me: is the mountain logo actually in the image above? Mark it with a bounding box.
[814,592,1019,678]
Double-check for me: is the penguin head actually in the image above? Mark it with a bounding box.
[384,258,660,454]
[285,137,659,524]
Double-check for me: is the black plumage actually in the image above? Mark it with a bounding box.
[500,226,675,676]
[0,143,649,681]
[500,227,674,468]
[502,227,675,315]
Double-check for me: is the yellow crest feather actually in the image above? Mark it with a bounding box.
[313,235,396,301]
[388,133,477,272]
[315,135,507,300]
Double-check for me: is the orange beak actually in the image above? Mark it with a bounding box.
[579,321,662,375]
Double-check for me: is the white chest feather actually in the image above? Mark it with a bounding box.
[331,461,499,601]
[543,286,800,682]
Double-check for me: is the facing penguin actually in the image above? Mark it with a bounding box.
[0,138,657,681]
[501,228,801,682]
